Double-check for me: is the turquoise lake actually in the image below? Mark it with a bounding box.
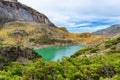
[34,45,84,61]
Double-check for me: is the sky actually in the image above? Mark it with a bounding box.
[19,0,120,33]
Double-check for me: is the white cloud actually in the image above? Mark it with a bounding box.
[68,25,110,33]
[18,0,120,33]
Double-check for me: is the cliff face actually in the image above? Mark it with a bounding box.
[0,1,54,26]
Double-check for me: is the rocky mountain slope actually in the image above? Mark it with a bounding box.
[0,0,103,47]
[93,24,120,37]
[0,0,54,26]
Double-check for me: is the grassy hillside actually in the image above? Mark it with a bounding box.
[72,37,120,58]
[0,22,103,47]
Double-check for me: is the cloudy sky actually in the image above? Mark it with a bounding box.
[19,0,120,33]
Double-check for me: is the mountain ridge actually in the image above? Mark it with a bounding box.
[93,24,120,37]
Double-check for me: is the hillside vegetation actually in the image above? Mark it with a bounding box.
[72,37,120,58]
[0,36,119,80]
[0,22,103,47]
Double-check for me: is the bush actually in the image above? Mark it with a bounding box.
[105,37,120,48]
[90,48,99,53]
[71,48,91,57]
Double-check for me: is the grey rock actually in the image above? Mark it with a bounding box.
[0,46,40,67]
[0,1,55,26]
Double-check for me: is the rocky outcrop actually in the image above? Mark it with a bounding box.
[59,27,68,32]
[0,1,54,26]
[93,24,120,37]
[0,46,40,67]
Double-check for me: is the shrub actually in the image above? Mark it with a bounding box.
[90,48,99,53]
[71,48,91,57]
[105,37,120,48]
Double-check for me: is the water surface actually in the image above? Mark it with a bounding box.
[34,45,84,61]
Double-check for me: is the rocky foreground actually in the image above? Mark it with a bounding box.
[0,45,40,68]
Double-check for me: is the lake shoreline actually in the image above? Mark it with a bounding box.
[34,45,85,61]
[32,43,85,49]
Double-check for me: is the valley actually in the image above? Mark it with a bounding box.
[0,0,120,80]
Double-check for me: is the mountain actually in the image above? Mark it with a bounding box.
[93,24,120,37]
[0,0,103,47]
[0,0,54,26]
